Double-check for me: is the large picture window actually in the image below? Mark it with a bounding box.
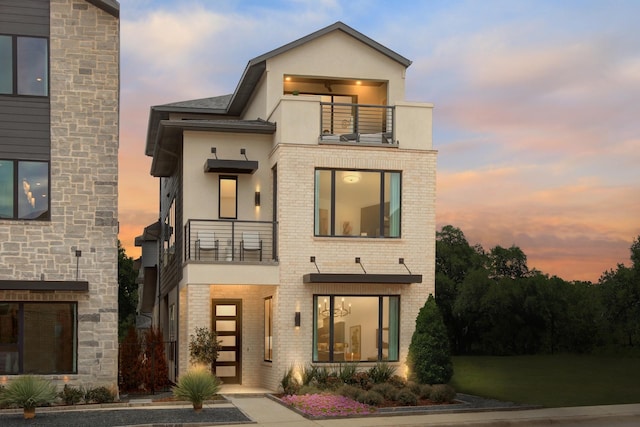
[315,169,401,237]
[0,302,77,374]
[0,160,49,220]
[0,35,48,96]
[313,296,399,363]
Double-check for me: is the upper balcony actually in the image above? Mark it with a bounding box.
[319,102,395,145]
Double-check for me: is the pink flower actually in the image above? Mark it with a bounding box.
[281,393,375,417]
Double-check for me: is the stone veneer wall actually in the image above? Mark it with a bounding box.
[0,0,119,390]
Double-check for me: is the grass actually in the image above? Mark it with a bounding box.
[451,354,640,408]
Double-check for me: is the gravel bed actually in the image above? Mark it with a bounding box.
[0,407,251,427]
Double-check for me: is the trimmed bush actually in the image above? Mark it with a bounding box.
[59,384,84,405]
[350,371,373,390]
[189,327,221,371]
[397,389,418,406]
[407,294,453,384]
[430,384,456,403]
[357,390,384,406]
[85,386,115,404]
[371,382,397,400]
[419,384,433,400]
[336,384,362,401]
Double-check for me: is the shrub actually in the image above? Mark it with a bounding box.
[357,390,384,406]
[388,374,407,389]
[59,384,84,405]
[351,371,373,390]
[0,375,58,409]
[300,364,318,386]
[338,362,358,384]
[143,327,170,391]
[371,383,397,400]
[297,385,322,395]
[189,327,221,371]
[85,386,115,404]
[368,362,396,384]
[172,367,221,409]
[418,384,433,400]
[407,295,453,384]
[396,389,418,406]
[280,365,300,395]
[336,384,362,401]
[119,326,145,392]
[429,384,456,403]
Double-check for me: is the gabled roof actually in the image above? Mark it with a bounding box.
[226,21,411,116]
[85,0,119,18]
[145,21,411,170]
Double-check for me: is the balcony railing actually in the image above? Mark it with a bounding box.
[319,102,395,145]
[185,219,277,263]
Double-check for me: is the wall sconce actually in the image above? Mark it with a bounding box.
[294,311,301,328]
[255,191,261,207]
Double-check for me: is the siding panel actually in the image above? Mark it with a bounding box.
[0,96,50,160]
[0,0,49,37]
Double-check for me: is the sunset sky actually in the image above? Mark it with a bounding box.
[118,0,640,282]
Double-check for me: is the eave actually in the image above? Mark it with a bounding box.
[303,273,422,285]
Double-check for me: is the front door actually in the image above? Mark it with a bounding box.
[212,299,242,384]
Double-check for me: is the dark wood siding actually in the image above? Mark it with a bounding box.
[160,145,183,298]
[0,0,49,37]
[0,96,50,160]
[0,0,50,160]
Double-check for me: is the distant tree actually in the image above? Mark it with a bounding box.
[407,295,453,384]
[488,245,529,279]
[118,241,138,340]
[598,240,640,348]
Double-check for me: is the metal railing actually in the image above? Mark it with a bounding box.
[185,219,278,262]
[319,102,395,145]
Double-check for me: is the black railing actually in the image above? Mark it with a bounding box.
[185,219,277,262]
[319,102,395,144]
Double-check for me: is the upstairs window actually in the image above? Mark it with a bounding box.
[219,176,237,219]
[0,35,48,96]
[0,160,49,220]
[315,169,401,237]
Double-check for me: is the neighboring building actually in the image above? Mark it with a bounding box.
[0,0,119,390]
[141,22,436,389]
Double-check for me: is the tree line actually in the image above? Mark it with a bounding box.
[435,225,640,355]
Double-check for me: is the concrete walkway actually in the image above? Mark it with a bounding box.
[216,395,640,427]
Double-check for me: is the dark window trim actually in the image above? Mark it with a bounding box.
[312,294,400,363]
[0,159,51,221]
[218,175,238,219]
[0,34,49,98]
[314,168,402,238]
[0,301,78,375]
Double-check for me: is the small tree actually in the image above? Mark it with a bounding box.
[407,294,453,384]
[119,326,144,392]
[189,327,221,372]
[143,327,169,391]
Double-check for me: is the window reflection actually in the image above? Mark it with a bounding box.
[17,37,48,96]
[18,161,49,220]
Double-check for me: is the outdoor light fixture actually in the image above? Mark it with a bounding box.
[295,311,301,328]
[255,191,261,206]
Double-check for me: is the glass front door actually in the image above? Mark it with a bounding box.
[212,299,242,384]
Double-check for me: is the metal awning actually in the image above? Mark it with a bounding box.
[303,273,421,284]
[204,159,259,174]
[0,280,89,291]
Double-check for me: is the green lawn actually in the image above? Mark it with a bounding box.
[451,354,640,408]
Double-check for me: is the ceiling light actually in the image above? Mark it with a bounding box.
[342,171,361,184]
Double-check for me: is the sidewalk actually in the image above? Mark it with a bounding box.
[219,395,640,427]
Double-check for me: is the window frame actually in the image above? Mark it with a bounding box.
[263,296,273,362]
[218,175,238,219]
[312,295,400,363]
[0,34,49,97]
[0,302,78,375]
[314,168,401,238]
[0,159,50,221]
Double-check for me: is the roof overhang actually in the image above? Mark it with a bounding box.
[149,119,275,177]
[303,273,422,285]
[85,0,119,18]
[0,280,89,291]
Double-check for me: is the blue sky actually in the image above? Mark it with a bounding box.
[118,0,640,281]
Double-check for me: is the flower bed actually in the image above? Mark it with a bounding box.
[280,393,376,417]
